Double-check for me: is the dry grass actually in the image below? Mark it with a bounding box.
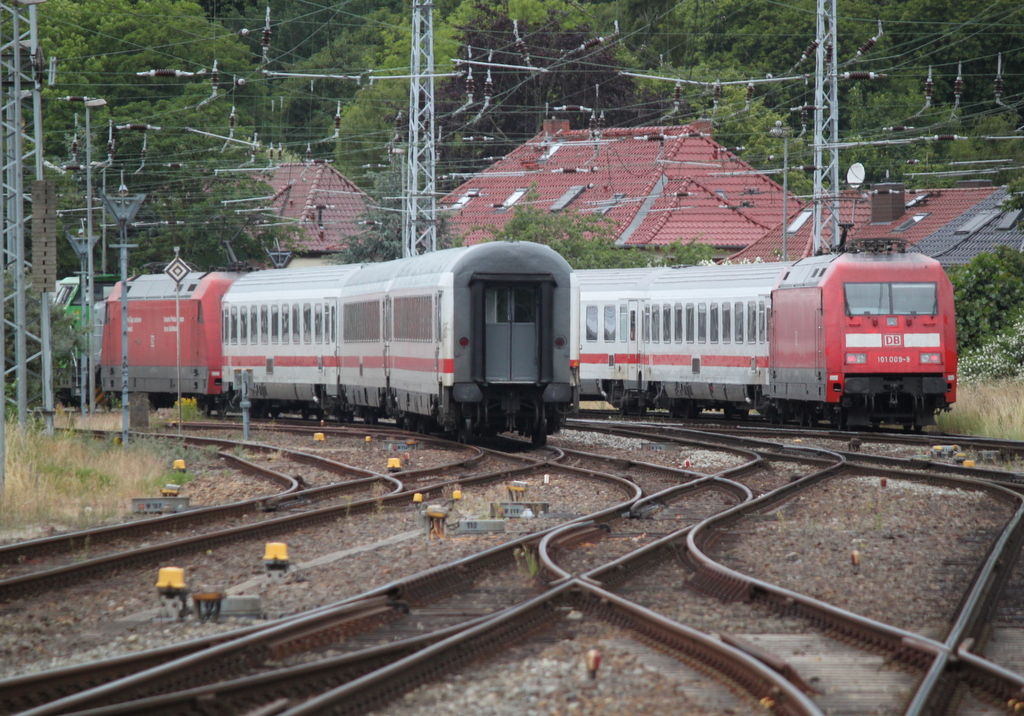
[937,382,1024,439]
[0,421,176,535]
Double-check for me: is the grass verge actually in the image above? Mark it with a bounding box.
[937,382,1024,439]
[1,421,185,535]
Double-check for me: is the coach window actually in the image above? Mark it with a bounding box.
[620,305,628,342]
[697,303,707,343]
[722,302,731,343]
[239,306,248,343]
[651,305,660,342]
[758,300,766,342]
[674,304,682,343]
[303,303,312,344]
[734,302,744,343]
[292,305,300,343]
[643,305,651,343]
[685,303,694,343]
[261,306,269,344]
[710,303,719,343]
[314,304,323,344]
[603,305,615,342]
[281,304,290,344]
[331,305,337,343]
[230,306,238,344]
[222,309,229,341]
[663,304,672,343]
[747,301,757,344]
[585,305,598,342]
[271,306,279,343]
[251,307,258,345]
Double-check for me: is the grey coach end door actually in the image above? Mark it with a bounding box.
[485,287,538,382]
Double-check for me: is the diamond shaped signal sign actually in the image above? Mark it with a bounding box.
[164,256,190,284]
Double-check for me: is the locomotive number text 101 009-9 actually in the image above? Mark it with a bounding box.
[878,355,911,364]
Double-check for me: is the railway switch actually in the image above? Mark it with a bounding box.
[156,567,189,620]
[264,542,290,583]
[507,481,528,501]
[314,432,325,442]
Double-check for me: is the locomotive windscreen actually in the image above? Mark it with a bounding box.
[844,282,937,316]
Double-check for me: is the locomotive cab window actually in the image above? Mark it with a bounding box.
[604,305,616,342]
[585,305,598,342]
[844,282,938,316]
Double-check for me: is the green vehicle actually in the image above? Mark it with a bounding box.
[53,273,119,406]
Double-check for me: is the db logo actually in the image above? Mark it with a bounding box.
[883,334,903,347]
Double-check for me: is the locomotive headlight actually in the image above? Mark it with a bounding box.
[845,353,867,365]
[919,352,941,364]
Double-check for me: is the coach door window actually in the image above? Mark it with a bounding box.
[747,301,756,344]
[484,286,539,382]
[629,307,636,341]
[643,306,650,343]
[710,303,719,343]
[685,303,694,343]
[314,304,323,344]
[722,302,731,343]
[292,305,300,343]
[697,303,707,343]
[619,305,627,342]
[281,304,290,344]
[604,306,616,342]
[271,306,279,343]
[303,304,312,344]
[758,300,766,342]
[261,306,269,344]
[651,306,660,342]
[585,305,598,342]
[230,306,238,344]
[734,302,744,343]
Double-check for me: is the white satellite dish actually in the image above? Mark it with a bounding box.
[847,162,865,189]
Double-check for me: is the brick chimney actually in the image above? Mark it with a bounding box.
[871,182,905,223]
[542,119,571,135]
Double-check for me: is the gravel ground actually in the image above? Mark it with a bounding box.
[0,463,626,680]
[550,430,748,474]
[713,475,1014,635]
[368,617,748,716]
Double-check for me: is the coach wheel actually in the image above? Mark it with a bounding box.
[458,417,473,444]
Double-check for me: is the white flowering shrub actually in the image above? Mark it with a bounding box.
[959,313,1024,383]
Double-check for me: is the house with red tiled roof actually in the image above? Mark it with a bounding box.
[260,162,374,267]
[441,120,801,257]
[729,182,1008,263]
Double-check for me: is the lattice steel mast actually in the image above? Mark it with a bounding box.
[402,0,437,257]
[811,0,840,254]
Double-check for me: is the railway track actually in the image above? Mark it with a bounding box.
[6,419,1024,715]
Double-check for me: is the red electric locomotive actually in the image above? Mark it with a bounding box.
[768,250,956,429]
[100,272,239,409]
